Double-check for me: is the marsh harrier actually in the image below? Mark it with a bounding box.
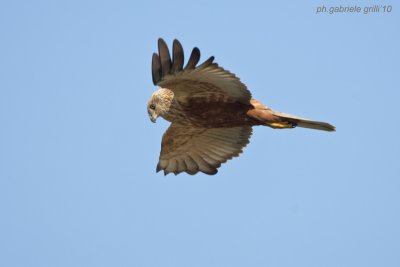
[147,38,335,175]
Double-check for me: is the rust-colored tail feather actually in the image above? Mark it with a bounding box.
[272,111,335,132]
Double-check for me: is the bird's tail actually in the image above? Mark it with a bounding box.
[270,111,335,132]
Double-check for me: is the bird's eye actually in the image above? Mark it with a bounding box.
[149,104,156,110]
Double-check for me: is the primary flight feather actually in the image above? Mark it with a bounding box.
[147,38,335,175]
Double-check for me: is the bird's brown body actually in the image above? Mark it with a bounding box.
[153,87,312,130]
[147,39,335,175]
[166,94,255,127]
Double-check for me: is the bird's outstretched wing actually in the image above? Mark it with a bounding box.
[157,124,252,175]
[152,38,252,104]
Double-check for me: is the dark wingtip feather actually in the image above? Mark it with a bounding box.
[152,53,161,85]
[197,56,215,69]
[204,168,218,175]
[184,47,200,70]
[171,39,184,73]
[152,39,216,85]
[158,38,171,77]
[156,163,162,173]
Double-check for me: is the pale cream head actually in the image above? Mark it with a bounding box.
[147,88,174,123]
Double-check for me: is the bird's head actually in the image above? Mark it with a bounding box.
[147,88,174,123]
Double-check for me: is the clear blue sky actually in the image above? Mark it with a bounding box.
[1,1,399,266]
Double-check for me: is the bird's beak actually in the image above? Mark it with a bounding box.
[150,114,157,123]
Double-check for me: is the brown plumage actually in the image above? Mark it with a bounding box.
[147,38,335,175]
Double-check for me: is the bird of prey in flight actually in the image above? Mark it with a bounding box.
[148,38,335,175]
